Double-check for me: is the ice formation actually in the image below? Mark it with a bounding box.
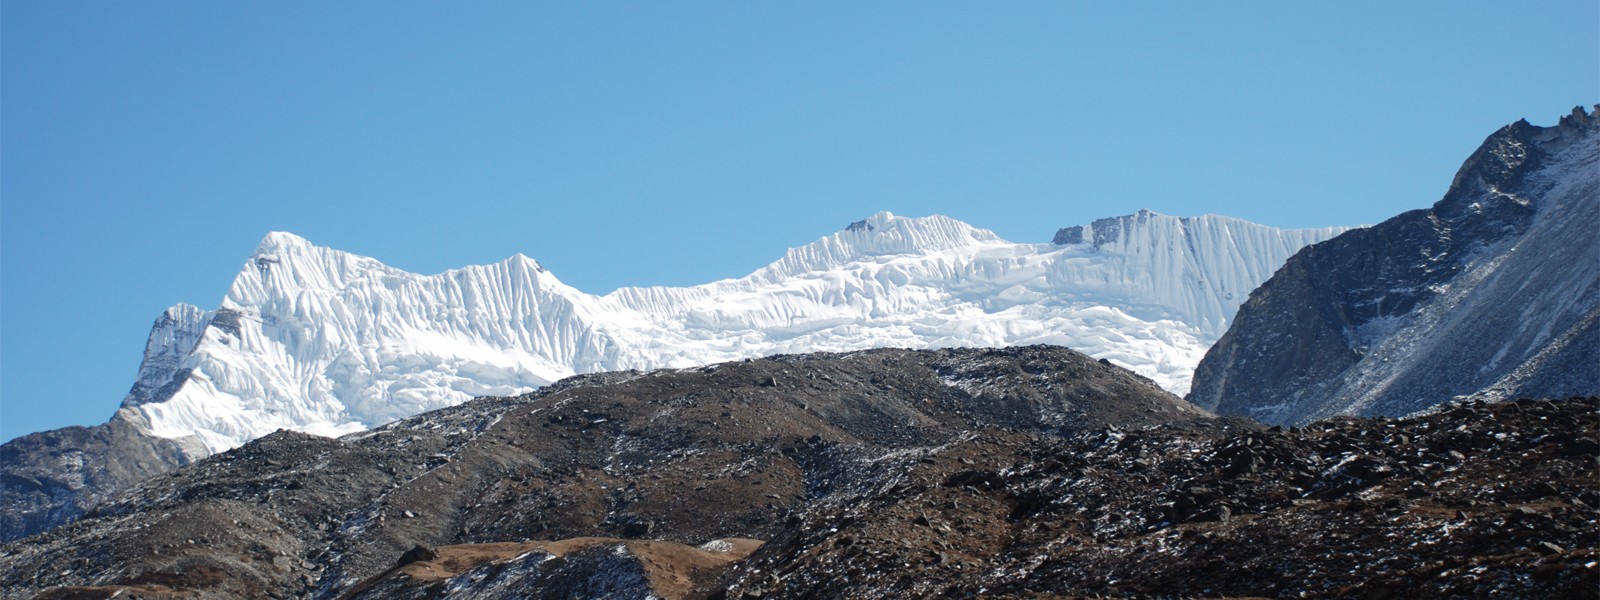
[122,211,1347,452]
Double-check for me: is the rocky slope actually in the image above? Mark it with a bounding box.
[1189,106,1600,425]
[0,346,1211,598]
[0,409,197,549]
[2,210,1343,542]
[5,349,1594,598]
[718,396,1598,599]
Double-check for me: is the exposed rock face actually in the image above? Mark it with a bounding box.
[0,409,199,542]
[0,346,1208,599]
[119,304,208,410]
[1189,107,1600,425]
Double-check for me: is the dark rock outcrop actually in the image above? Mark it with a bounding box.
[0,409,197,542]
[1189,106,1600,425]
[1050,208,1149,248]
[394,545,437,566]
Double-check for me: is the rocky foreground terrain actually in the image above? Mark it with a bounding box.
[1,347,1594,598]
[723,396,1598,599]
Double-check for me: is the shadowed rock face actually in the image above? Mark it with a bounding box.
[1,346,1208,599]
[0,409,199,542]
[1189,107,1600,425]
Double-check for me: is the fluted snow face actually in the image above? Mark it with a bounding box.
[129,211,1346,453]
[1054,210,1352,336]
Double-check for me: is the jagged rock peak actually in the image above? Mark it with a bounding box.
[844,216,878,232]
[118,303,209,410]
[1556,104,1596,133]
[1447,105,1598,201]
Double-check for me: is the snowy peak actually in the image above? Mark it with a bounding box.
[502,252,547,274]
[251,230,316,255]
[113,209,1345,454]
[839,211,1002,249]
[128,234,604,453]
[229,232,402,306]
[243,233,565,296]
[754,212,1004,281]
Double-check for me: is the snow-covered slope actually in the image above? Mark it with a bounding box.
[123,211,1346,453]
[1189,106,1600,424]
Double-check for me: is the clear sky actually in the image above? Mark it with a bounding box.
[3,2,1596,442]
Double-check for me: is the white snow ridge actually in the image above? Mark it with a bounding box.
[123,211,1347,454]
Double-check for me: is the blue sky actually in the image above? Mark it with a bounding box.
[3,2,1596,441]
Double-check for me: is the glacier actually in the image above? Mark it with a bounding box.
[123,211,1348,453]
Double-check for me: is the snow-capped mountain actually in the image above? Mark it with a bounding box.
[124,211,1346,454]
[1189,106,1600,424]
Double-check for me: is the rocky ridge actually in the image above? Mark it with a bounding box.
[4,348,1594,599]
[1189,106,1600,425]
[1,346,1209,598]
[0,408,195,551]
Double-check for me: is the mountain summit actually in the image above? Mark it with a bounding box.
[1189,106,1600,424]
[128,211,1344,455]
